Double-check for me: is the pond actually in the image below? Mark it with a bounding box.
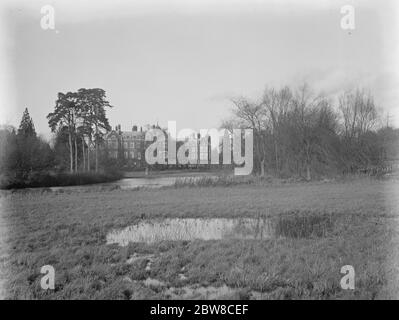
[106,213,335,245]
[48,175,218,192]
[106,217,275,245]
[99,177,179,189]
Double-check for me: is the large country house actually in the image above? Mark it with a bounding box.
[104,124,212,169]
[105,124,146,168]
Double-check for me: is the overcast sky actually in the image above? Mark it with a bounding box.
[0,0,398,137]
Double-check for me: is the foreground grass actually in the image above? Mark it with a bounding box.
[1,178,398,299]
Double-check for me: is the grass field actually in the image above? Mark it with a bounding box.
[1,177,398,299]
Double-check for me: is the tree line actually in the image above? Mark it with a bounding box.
[222,84,399,179]
[0,88,114,188]
[47,88,112,173]
[0,108,54,182]
[1,84,398,188]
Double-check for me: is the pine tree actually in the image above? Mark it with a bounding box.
[17,108,36,138]
[47,92,78,173]
[77,88,112,172]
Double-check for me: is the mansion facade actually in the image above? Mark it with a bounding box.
[104,124,212,169]
[105,125,146,167]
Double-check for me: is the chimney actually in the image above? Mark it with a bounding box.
[132,125,138,132]
[140,126,143,132]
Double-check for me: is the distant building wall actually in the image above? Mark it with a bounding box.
[104,125,213,169]
[104,125,145,168]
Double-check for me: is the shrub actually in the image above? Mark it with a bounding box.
[0,171,123,189]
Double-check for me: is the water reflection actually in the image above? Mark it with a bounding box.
[47,177,178,192]
[48,175,216,192]
[102,177,178,189]
[106,217,274,245]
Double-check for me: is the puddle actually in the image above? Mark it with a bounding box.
[107,218,274,246]
[122,275,275,299]
[126,253,156,270]
[144,277,167,288]
[164,284,237,300]
[123,276,250,299]
[142,279,264,299]
[126,253,155,264]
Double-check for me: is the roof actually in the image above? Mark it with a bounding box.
[121,131,145,139]
[105,130,145,140]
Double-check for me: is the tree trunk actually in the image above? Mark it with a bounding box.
[95,120,99,173]
[82,136,85,172]
[87,145,90,171]
[274,138,279,174]
[260,159,265,177]
[95,140,98,173]
[305,142,311,181]
[68,132,73,173]
[306,162,311,181]
[74,136,78,172]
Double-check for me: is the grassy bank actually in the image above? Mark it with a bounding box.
[1,178,398,299]
[174,175,261,187]
[0,171,123,190]
[123,169,225,179]
[172,174,389,188]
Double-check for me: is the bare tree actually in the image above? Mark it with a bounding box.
[339,89,377,140]
[231,97,266,175]
[224,84,380,180]
[262,86,293,174]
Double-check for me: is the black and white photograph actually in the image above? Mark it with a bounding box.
[0,0,399,305]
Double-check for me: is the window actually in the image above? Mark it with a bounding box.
[109,151,118,159]
[111,138,118,148]
[200,145,208,162]
[124,151,128,159]
[130,151,135,158]
[131,141,135,149]
[138,152,141,160]
[124,141,128,149]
